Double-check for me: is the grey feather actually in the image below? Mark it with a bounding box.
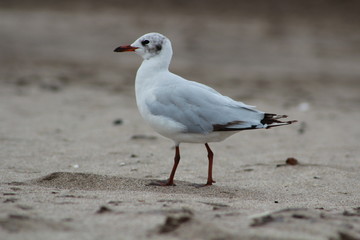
[146,80,264,134]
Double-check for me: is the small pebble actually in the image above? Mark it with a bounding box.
[72,164,79,169]
[286,158,298,165]
[96,206,113,214]
[113,119,123,125]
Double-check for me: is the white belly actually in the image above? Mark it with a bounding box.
[138,103,237,144]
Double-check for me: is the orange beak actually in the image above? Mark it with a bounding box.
[114,45,138,52]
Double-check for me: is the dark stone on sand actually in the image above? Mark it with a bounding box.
[113,119,123,125]
[96,206,113,214]
[286,157,299,165]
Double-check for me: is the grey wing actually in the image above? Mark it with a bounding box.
[146,82,265,134]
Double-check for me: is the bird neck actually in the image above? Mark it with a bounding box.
[143,56,170,70]
[137,57,171,83]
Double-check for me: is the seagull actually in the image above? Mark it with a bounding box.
[114,32,297,186]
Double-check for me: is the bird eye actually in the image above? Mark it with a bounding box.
[141,40,150,46]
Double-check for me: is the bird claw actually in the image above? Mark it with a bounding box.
[206,179,216,185]
[192,180,216,188]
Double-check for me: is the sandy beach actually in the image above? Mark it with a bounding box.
[1,1,360,239]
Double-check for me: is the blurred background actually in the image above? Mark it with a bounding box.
[1,0,359,93]
[1,0,360,141]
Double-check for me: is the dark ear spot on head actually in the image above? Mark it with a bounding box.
[156,44,162,51]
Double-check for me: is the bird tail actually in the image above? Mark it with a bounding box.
[261,113,297,129]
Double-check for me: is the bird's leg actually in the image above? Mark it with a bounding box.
[165,145,180,186]
[148,145,180,186]
[205,143,216,185]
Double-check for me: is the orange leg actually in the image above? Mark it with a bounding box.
[205,143,216,185]
[149,146,180,186]
[165,146,180,186]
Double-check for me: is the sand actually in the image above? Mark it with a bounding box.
[1,1,360,239]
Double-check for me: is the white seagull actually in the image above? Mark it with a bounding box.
[114,32,296,186]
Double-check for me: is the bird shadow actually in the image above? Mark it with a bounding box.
[14,172,258,199]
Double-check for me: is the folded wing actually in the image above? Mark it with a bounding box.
[146,80,265,134]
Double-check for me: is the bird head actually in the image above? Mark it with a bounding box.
[114,32,172,60]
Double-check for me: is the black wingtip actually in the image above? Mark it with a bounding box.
[262,113,297,128]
